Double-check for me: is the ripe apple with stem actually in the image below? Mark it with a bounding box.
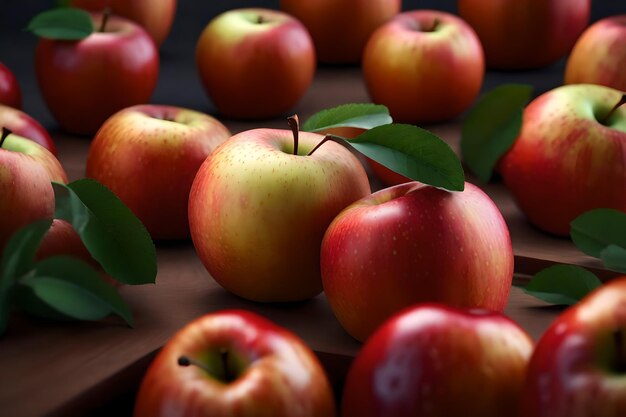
[188,116,371,302]
[0,62,21,109]
[134,310,336,417]
[321,181,514,341]
[0,128,67,252]
[499,84,626,236]
[35,11,159,135]
[86,104,231,240]
[0,104,56,155]
[342,304,534,417]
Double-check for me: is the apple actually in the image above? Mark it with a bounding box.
[342,303,534,417]
[85,104,231,240]
[499,84,626,236]
[458,0,590,69]
[196,8,315,120]
[188,121,371,302]
[69,0,176,46]
[0,103,56,155]
[0,62,21,109]
[35,12,159,135]
[0,129,68,253]
[520,276,626,417]
[565,15,626,91]
[362,10,484,124]
[321,181,513,342]
[133,309,336,417]
[279,0,400,64]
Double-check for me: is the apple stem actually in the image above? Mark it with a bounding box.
[428,18,441,32]
[614,329,626,373]
[177,355,212,374]
[0,127,13,148]
[601,94,626,125]
[257,15,265,24]
[99,8,111,32]
[220,348,234,382]
[287,115,299,156]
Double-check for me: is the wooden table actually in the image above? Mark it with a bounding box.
[0,65,616,417]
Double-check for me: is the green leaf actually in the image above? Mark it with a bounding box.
[601,245,626,274]
[26,8,94,40]
[570,209,626,258]
[460,84,533,182]
[302,103,392,132]
[521,264,602,306]
[0,219,53,335]
[53,180,157,285]
[348,124,465,192]
[18,256,133,327]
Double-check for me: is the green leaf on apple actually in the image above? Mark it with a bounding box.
[26,7,93,40]
[348,124,465,192]
[17,256,134,327]
[521,264,601,306]
[570,208,626,259]
[601,245,626,274]
[53,179,157,285]
[460,84,533,182]
[0,219,53,335]
[302,103,392,132]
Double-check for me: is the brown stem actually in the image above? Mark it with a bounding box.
[601,94,626,125]
[0,127,13,148]
[220,348,233,382]
[257,15,265,24]
[177,355,211,373]
[99,8,111,32]
[287,115,299,156]
[614,329,626,373]
[428,18,441,32]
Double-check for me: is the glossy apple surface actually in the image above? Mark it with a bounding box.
[188,127,371,302]
[521,276,626,417]
[134,310,336,417]
[279,0,400,64]
[0,104,56,155]
[35,13,159,135]
[196,8,315,120]
[565,15,626,91]
[0,132,67,252]
[458,0,590,69]
[499,84,626,236]
[0,62,21,109]
[321,181,513,341]
[363,10,484,124]
[343,304,534,417]
[70,0,176,46]
[86,105,231,240]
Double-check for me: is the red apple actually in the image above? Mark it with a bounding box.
[362,10,484,124]
[0,130,67,253]
[342,304,534,417]
[458,0,590,69]
[499,84,626,236]
[0,104,56,155]
[69,0,176,46]
[520,276,626,417]
[35,12,159,135]
[86,105,231,240]
[565,15,626,91]
[321,181,513,341]
[196,8,315,120]
[279,0,400,64]
[188,124,371,302]
[134,309,336,417]
[0,62,21,109]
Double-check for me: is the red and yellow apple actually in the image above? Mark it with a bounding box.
[134,310,336,417]
[279,0,400,64]
[0,62,21,109]
[188,125,371,302]
[343,304,534,417]
[86,105,231,240]
[565,15,626,91]
[362,10,484,124]
[499,84,626,236]
[35,12,158,135]
[0,103,56,155]
[321,181,513,341]
[196,8,315,120]
[458,0,590,69]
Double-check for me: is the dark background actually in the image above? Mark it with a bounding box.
[0,0,624,133]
